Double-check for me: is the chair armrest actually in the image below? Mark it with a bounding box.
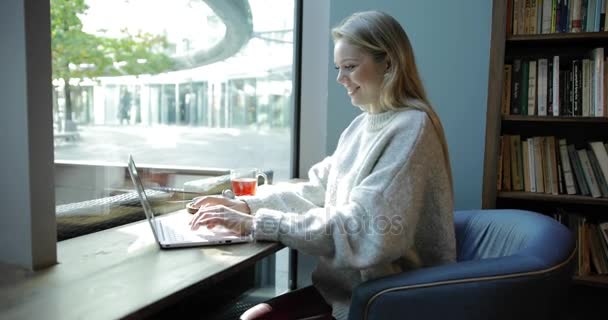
[348,254,574,320]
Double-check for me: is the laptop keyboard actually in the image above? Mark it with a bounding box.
[160,222,187,242]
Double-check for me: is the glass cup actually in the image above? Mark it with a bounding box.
[229,168,268,196]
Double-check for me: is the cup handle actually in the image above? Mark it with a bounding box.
[256,171,268,186]
[222,189,236,199]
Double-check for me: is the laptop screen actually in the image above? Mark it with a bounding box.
[128,155,158,226]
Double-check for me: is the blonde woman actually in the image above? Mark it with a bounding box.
[191,11,456,320]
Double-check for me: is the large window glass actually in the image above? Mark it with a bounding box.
[52,0,296,241]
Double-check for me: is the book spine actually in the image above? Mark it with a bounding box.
[572,0,583,31]
[523,140,531,191]
[534,137,546,192]
[586,148,608,197]
[502,64,513,115]
[593,48,605,117]
[528,60,538,115]
[528,137,538,192]
[503,135,512,191]
[497,136,504,191]
[514,0,521,34]
[583,59,591,116]
[538,59,549,116]
[553,56,561,115]
[549,137,560,194]
[511,59,523,115]
[559,138,578,194]
[521,60,530,115]
[589,141,608,184]
[578,149,602,197]
[602,0,607,31]
[569,144,591,195]
[511,135,524,191]
[548,58,555,115]
[543,0,555,32]
[508,0,514,34]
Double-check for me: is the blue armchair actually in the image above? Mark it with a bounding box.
[348,209,576,320]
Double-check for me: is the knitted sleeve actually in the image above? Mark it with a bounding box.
[251,122,454,269]
[240,155,333,214]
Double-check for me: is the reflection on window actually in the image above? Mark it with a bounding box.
[52,0,295,240]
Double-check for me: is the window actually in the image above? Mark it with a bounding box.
[51,0,298,240]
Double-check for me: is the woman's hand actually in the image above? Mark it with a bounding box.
[189,205,254,236]
[190,195,251,214]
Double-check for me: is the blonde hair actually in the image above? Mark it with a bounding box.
[332,11,453,189]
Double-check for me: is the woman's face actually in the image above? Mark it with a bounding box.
[334,39,387,112]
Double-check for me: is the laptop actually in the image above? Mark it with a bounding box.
[127,155,252,249]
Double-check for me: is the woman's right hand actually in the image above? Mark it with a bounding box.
[190,195,251,214]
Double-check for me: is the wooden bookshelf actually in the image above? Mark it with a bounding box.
[483,0,608,287]
[498,191,608,206]
[507,32,608,44]
[573,275,608,288]
[503,115,608,123]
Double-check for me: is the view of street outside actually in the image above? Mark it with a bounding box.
[55,124,292,180]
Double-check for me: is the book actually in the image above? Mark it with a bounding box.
[587,225,608,274]
[502,64,513,115]
[578,148,602,197]
[547,136,560,195]
[568,144,590,196]
[586,148,608,197]
[559,138,578,194]
[511,59,523,115]
[538,58,548,116]
[521,60,530,115]
[497,136,504,191]
[542,0,554,32]
[599,0,606,31]
[510,135,524,191]
[572,0,583,31]
[592,47,605,117]
[534,136,546,193]
[528,60,538,115]
[587,0,597,31]
[528,137,537,192]
[543,137,553,193]
[508,0,514,34]
[503,135,512,191]
[599,221,608,249]
[523,140,531,191]
[553,56,560,116]
[582,59,591,117]
[589,140,608,184]
[573,59,583,116]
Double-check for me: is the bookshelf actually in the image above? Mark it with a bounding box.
[483,0,608,287]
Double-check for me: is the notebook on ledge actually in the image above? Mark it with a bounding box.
[127,155,252,249]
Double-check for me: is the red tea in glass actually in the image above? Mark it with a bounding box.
[229,168,268,196]
[231,178,258,196]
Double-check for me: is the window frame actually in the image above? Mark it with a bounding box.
[1,0,332,271]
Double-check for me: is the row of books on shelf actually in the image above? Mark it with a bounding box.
[509,0,608,35]
[553,210,608,276]
[498,135,608,198]
[501,48,608,117]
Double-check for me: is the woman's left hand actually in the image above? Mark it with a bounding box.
[189,205,254,236]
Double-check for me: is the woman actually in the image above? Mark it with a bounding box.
[190,11,456,320]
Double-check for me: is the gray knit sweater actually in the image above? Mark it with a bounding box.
[243,108,456,320]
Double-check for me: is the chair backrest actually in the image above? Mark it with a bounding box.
[455,209,575,268]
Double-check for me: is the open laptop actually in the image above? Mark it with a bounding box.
[127,155,252,249]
